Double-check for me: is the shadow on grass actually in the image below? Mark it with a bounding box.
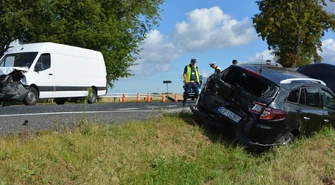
[173,111,271,155]
[174,111,246,149]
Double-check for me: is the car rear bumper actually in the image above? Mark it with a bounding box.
[191,106,278,150]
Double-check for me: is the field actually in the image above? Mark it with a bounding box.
[0,112,334,184]
[99,93,184,103]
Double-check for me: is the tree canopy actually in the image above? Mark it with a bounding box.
[252,0,335,67]
[0,0,164,87]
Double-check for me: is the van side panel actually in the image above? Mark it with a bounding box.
[72,47,107,97]
[52,53,78,98]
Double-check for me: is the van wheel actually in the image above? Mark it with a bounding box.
[278,133,294,145]
[88,89,97,104]
[55,98,67,105]
[23,87,38,106]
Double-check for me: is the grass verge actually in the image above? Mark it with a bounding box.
[0,112,334,184]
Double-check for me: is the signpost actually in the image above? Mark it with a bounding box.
[163,80,172,95]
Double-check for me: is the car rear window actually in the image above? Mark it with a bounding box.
[222,67,275,98]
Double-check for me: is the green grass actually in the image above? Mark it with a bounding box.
[0,112,335,184]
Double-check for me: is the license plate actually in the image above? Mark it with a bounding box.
[218,106,241,123]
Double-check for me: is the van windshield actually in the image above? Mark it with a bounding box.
[0,52,38,68]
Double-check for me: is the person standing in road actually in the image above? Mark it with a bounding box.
[232,59,238,65]
[209,61,221,75]
[183,58,200,106]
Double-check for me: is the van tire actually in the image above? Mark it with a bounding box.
[55,98,67,105]
[88,89,97,104]
[23,87,38,106]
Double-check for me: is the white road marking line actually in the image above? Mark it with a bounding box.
[116,108,141,111]
[0,108,186,117]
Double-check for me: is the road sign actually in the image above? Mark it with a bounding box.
[163,80,172,95]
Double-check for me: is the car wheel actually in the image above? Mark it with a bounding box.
[88,89,97,104]
[278,133,294,145]
[55,98,67,105]
[23,87,38,106]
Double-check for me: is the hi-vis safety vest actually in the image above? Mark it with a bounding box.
[185,64,199,82]
[215,66,222,74]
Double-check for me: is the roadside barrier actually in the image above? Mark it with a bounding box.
[122,93,126,103]
[146,93,151,102]
[136,93,140,102]
[102,93,180,103]
[161,93,166,102]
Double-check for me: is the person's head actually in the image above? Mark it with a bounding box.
[232,59,238,65]
[209,62,217,68]
[190,58,197,66]
[265,59,271,65]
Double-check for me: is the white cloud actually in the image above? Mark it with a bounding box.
[171,6,256,52]
[246,50,275,63]
[130,6,256,77]
[320,39,335,64]
[201,70,213,78]
[130,30,182,77]
[247,39,335,65]
[323,0,335,13]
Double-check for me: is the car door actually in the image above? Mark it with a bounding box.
[299,87,325,136]
[320,88,335,128]
[28,53,54,98]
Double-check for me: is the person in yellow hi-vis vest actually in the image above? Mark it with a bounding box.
[183,58,200,106]
[209,61,221,75]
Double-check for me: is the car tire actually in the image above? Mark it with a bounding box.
[55,98,67,105]
[88,89,97,104]
[23,87,38,106]
[278,133,294,145]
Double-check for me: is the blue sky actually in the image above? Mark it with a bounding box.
[109,0,335,94]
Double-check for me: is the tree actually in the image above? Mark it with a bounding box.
[252,0,335,67]
[0,0,164,87]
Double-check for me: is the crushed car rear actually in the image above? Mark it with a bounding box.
[193,64,314,149]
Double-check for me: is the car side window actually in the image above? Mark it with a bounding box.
[305,87,321,108]
[34,53,51,71]
[287,89,300,103]
[320,89,335,111]
[299,88,306,105]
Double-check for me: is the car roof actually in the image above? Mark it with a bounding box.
[237,65,320,85]
[238,61,283,67]
[298,63,335,72]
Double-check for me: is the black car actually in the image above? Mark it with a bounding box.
[297,63,335,94]
[192,64,335,150]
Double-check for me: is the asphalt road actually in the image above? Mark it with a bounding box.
[0,101,194,135]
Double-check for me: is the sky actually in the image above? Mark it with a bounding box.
[109,0,335,95]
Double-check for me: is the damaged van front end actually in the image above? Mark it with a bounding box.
[0,67,29,101]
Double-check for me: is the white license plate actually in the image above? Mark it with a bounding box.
[218,106,241,123]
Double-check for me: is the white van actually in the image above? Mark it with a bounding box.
[0,42,107,105]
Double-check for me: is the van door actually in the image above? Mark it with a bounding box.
[29,53,54,98]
